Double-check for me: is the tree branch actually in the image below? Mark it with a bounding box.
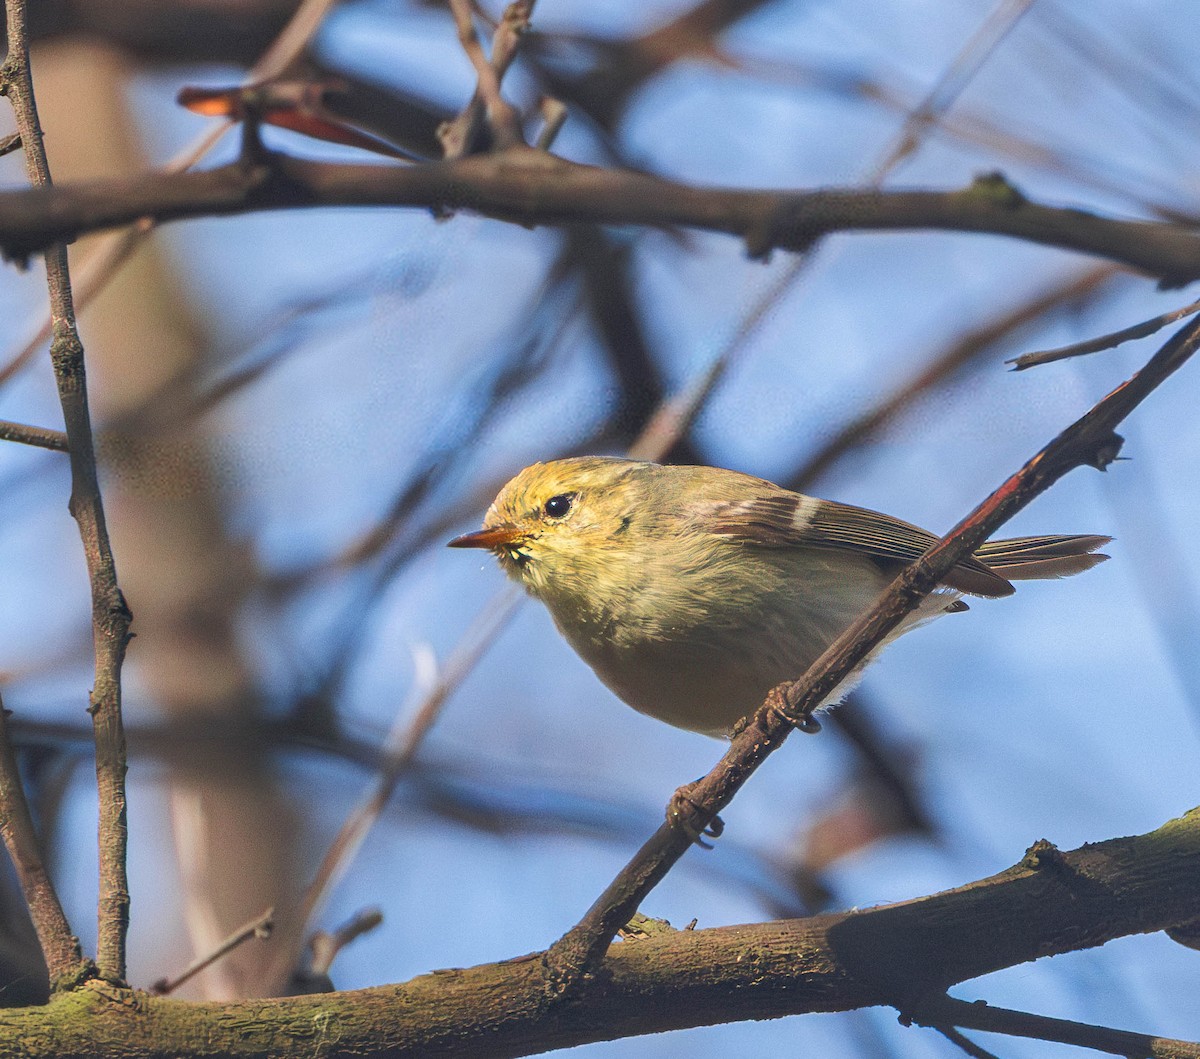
[2,0,133,984]
[0,695,86,985]
[908,995,1200,1059]
[2,151,1200,284]
[0,417,69,451]
[0,809,1197,1058]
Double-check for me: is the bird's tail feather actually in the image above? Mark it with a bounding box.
[976,534,1111,582]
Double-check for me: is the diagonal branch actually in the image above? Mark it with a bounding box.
[0,695,86,985]
[3,151,1200,284]
[3,0,133,985]
[543,311,1200,993]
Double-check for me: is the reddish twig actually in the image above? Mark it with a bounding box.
[2,0,134,984]
[542,312,1200,994]
[0,695,86,985]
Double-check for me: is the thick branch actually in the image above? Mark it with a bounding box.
[2,151,1200,283]
[0,810,1196,1058]
[3,0,132,984]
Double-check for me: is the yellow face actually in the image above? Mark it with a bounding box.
[448,457,643,582]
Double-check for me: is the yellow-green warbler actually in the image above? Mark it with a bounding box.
[450,457,1109,736]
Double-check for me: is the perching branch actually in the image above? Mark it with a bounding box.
[0,809,1196,1058]
[543,311,1200,993]
[3,151,1200,284]
[2,0,133,984]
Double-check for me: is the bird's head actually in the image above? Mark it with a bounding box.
[448,456,648,595]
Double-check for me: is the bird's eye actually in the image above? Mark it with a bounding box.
[543,493,574,519]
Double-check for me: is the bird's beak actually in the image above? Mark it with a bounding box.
[447,524,525,550]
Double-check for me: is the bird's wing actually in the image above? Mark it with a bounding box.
[701,492,1014,597]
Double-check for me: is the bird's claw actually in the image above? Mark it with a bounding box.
[765,688,822,733]
[667,781,724,848]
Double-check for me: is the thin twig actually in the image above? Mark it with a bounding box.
[151,906,274,995]
[251,0,343,84]
[449,0,510,118]
[0,694,85,984]
[927,1023,1003,1059]
[870,0,1039,182]
[909,995,1200,1059]
[785,265,1119,489]
[1008,294,1200,370]
[543,313,1200,995]
[308,907,383,977]
[440,0,534,157]
[0,130,20,156]
[0,0,337,393]
[0,417,69,452]
[534,97,568,151]
[3,0,134,985]
[288,587,522,942]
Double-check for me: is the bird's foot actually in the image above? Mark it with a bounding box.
[667,780,724,849]
[764,685,823,733]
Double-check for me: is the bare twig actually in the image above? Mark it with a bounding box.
[1008,294,1200,370]
[151,906,274,995]
[2,0,133,984]
[0,418,69,452]
[0,694,85,984]
[440,0,533,157]
[307,907,383,977]
[927,1023,1001,1059]
[288,587,522,941]
[534,96,568,151]
[251,0,343,84]
[0,130,19,156]
[870,0,1039,181]
[0,0,339,393]
[543,313,1200,994]
[907,995,1200,1059]
[785,264,1119,489]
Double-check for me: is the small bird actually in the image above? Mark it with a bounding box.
[450,457,1110,737]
